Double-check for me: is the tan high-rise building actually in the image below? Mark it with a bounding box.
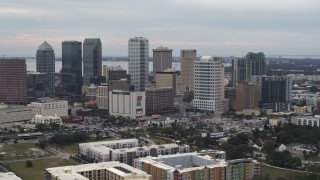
[234,81,259,111]
[97,84,109,109]
[155,69,179,95]
[102,65,108,78]
[180,50,196,92]
[0,58,27,104]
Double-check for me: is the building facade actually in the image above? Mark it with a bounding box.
[234,81,259,111]
[128,37,149,91]
[28,99,68,117]
[135,153,261,180]
[180,50,196,92]
[0,58,27,104]
[30,114,63,125]
[0,104,40,127]
[146,88,174,116]
[193,56,225,113]
[109,90,146,119]
[85,143,190,166]
[61,41,82,95]
[251,76,292,112]
[79,139,139,159]
[109,80,130,91]
[36,41,55,96]
[96,84,109,109]
[45,161,151,180]
[232,52,266,87]
[152,46,173,78]
[155,70,179,95]
[27,72,50,98]
[83,38,102,86]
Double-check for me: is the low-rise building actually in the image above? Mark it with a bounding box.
[45,161,151,180]
[30,114,63,125]
[292,116,320,127]
[0,103,40,127]
[226,158,262,180]
[79,139,139,159]
[86,143,190,166]
[134,153,261,180]
[0,172,22,180]
[109,90,145,119]
[28,98,68,117]
[134,153,228,180]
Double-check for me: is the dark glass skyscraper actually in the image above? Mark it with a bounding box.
[61,41,82,95]
[232,52,266,86]
[83,38,102,86]
[36,41,55,97]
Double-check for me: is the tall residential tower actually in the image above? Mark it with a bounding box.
[128,37,149,91]
[36,41,55,96]
[83,38,102,86]
[61,41,82,95]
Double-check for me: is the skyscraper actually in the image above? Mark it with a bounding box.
[232,52,266,86]
[180,50,196,92]
[61,41,82,95]
[193,56,225,113]
[128,37,149,91]
[36,41,55,96]
[0,58,27,104]
[152,46,172,78]
[83,38,102,86]
[251,76,292,112]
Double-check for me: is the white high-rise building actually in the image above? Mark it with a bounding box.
[193,56,225,113]
[128,37,149,92]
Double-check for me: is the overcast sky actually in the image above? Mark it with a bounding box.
[1,0,319,57]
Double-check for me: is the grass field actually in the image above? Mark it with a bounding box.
[262,164,311,180]
[151,136,175,145]
[5,158,74,180]
[59,136,116,154]
[0,143,52,160]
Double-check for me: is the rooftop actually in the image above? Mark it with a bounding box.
[38,41,53,50]
[136,153,227,173]
[46,162,150,179]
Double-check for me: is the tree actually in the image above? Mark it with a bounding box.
[26,160,33,168]
[262,140,278,154]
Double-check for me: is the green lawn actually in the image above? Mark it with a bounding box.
[151,136,175,145]
[60,143,79,154]
[262,164,311,180]
[0,143,52,160]
[5,158,74,180]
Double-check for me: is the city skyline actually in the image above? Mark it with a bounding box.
[1,0,319,57]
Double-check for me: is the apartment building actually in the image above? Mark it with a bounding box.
[85,143,190,166]
[134,153,262,180]
[45,161,151,180]
[79,139,139,159]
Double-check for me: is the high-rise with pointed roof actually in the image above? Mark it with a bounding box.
[36,41,55,97]
[83,38,102,86]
